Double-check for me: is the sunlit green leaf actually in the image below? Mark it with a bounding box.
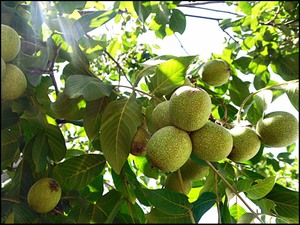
[245,176,277,200]
[73,10,117,40]
[230,203,247,221]
[131,155,159,179]
[238,2,252,15]
[148,56,196,97]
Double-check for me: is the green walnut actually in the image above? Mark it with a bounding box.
[151,101,172,132]
[179,158,209,181]
[190,122,233,162]
[169,86,212,132]
[164,172,192,195]
[199,59,230,86]
[1,57,6,80]
[130,125,151,156]
[256,111,299,147]
[27,178,62,213]
[146,126,192,172]
[1,63,27,100]
[1,24,21,62]
[228,126,261,162]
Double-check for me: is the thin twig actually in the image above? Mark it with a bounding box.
[177,1,226,7]
[236,79,299,123]
[174,33,190,55]
[103,50,133,86]
[48,42,62,96]
[184,14,223,21]
[114,84,163,103]
[214,172,222,223]
[205,160,264,223]
[178,4,242,17]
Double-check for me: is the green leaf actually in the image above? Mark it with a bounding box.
[220,199,234,223]
[245,176,277,200]
[131,155,159,179]
[252,198,277,215]
[73,10,117,40]
[1,106,19,129]
[282,81,299,111]
[246,89,273,124]
[100,97,143,174]
[32,132,48,173]
[265,184,299,221]
[148,56,196,97]
[219,17,244,30]
[238,2,252,15]
[46,124,67,162]
[55,1,86,14]
[5,159,33,198]
[78,189,122,223]
[270,53,299,81]
[13,203,38,223]
[228,75,251,106]
[133,1,152,23]
[16,47,50,87]
[141,188,193,216]
[153,2,170,25]
[237,213,255,223]
[65,75,113,101]
[253,71,270,90]
[50,92,85,120]
[83,97,109,141]
[52,154,106,191]
[117,201,146,223]
[1,126,20,170]
[192,192,217,222]
[169,9,186,34]
[233,56,252,73]
[145,207,192,223]
[230,203,247,221]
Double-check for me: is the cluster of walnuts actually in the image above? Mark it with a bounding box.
[1,24,27,101]
[130,59,299,195]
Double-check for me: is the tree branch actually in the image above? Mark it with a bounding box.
[205,160,264,223]
[184,13,223,21]
[103,50,133,86]
[178,4,242,17]
[48,42,62,96]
